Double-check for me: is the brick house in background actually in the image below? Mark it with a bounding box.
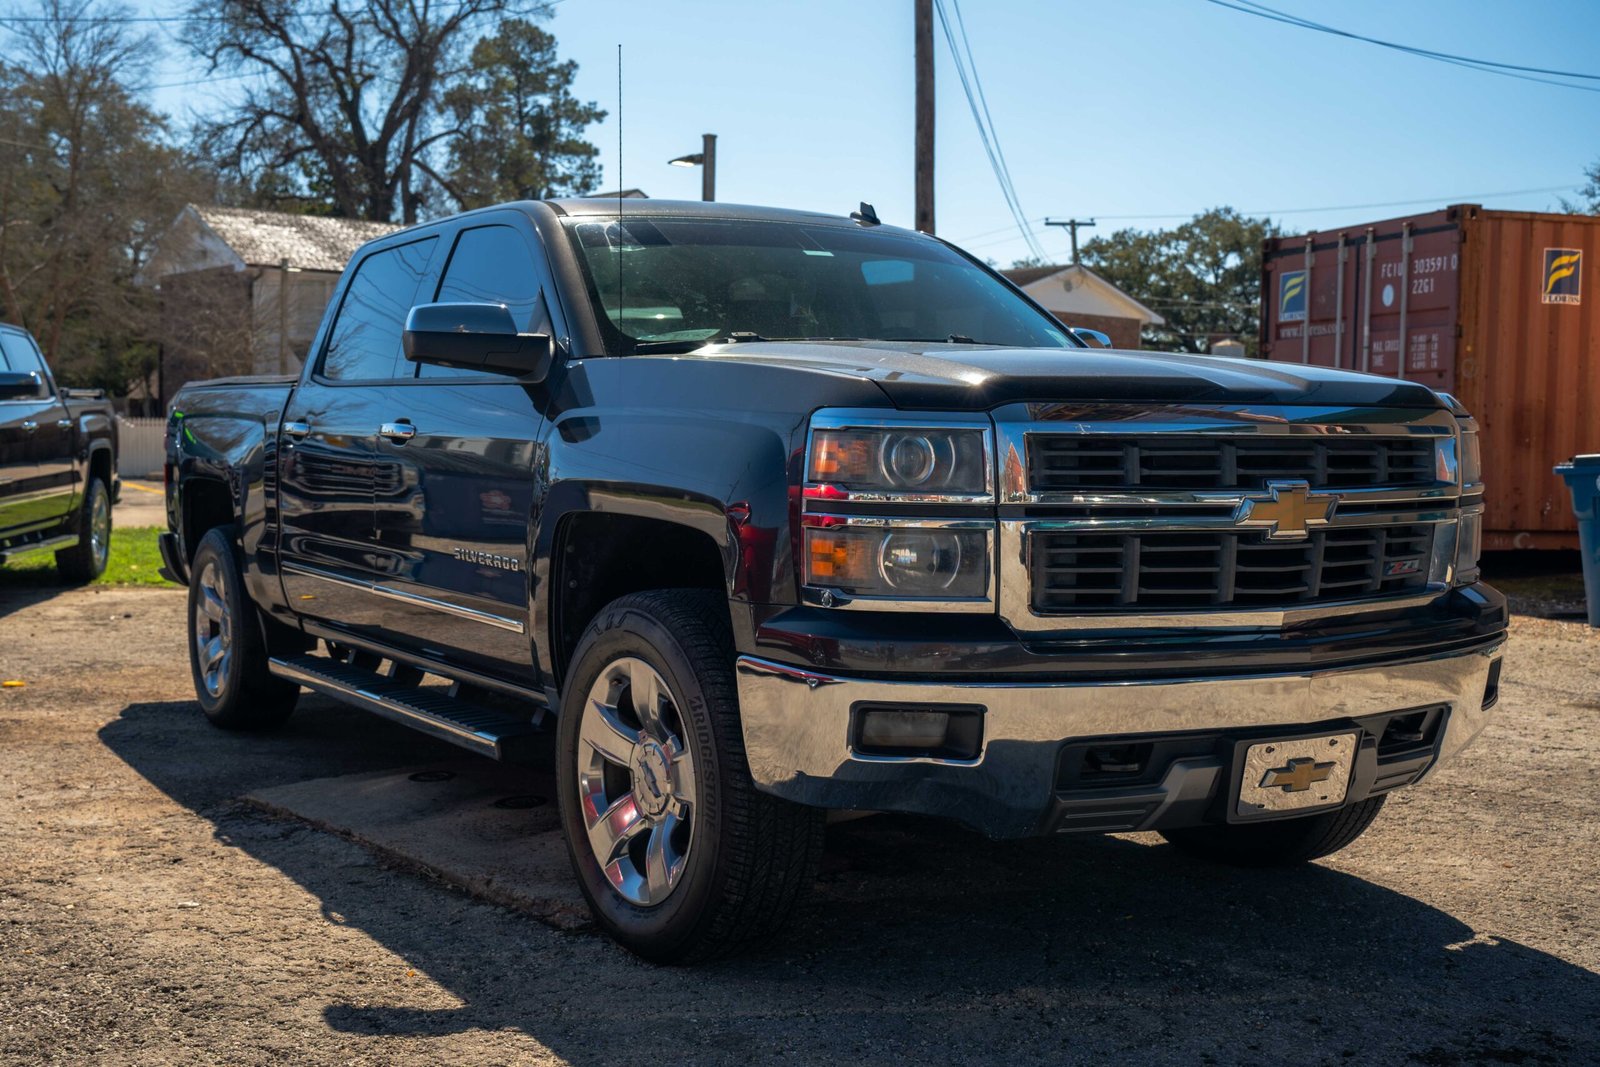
[1001,263,1163,350]
[141,205,401,403]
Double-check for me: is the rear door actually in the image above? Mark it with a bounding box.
[0,331,74,538]
[278,234,441,629]
[368,217,559,677]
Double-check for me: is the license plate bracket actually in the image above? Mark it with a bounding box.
[1232,732,1358,820]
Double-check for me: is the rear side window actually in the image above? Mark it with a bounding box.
[421,225,552,379]
[321,237,438,380]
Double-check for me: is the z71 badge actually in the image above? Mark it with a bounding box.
[453,547,522,572]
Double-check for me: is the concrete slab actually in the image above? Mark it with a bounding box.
[115,479,167,529]
[244,759,591,929]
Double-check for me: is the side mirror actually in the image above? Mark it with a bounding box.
[0,371,44,400]
[403,303,554,381]
[1069,327,1113,349]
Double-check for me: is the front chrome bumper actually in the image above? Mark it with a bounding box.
[736,638,1505,839]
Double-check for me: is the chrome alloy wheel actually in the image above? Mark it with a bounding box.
[576,657,698,907]
[89,487,110,571]
[192,558,233,699]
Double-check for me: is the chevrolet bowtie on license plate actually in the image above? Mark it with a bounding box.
[1236,733,1358,818]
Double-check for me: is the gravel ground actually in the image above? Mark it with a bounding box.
[1,585,1597,1066]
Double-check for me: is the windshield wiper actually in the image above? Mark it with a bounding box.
[886,335,994,345]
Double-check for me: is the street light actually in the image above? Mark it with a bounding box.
[668,133,717,202]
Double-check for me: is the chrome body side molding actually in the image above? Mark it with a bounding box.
[282,561,527,634]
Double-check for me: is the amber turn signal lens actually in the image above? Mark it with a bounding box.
[804,526,989,600]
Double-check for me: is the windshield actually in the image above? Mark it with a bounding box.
[565,215,1074,353]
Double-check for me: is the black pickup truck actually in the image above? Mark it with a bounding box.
[162,199,1505,962]
[0,322,118,582]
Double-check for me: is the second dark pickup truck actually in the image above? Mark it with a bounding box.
[162,199,1506,963]
[0,322,117,582]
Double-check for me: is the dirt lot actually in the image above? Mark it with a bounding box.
[2,585,1597,1066]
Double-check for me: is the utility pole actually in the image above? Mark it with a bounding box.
[1045,218,1096,264]
[914,0,935,234]
[700,133,716,202]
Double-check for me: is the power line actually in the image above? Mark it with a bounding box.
[947,0,1045,260]
[1204,0,1600,94]
[931,0,1046,261]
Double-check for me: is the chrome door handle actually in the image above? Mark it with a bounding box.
[379,422,416,443]
[283,421,312,438]
[20,420,37,433]
[56,418,72,430]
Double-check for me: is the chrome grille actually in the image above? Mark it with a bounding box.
[1032,525,1435,612]
[1027,435,1437,492]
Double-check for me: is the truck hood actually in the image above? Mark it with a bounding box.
[684,341,1444,410]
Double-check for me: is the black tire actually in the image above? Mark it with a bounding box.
[55,476,110,584]
[1159,795,1387,867]
[187,527,298,730]
[556,589,825,963]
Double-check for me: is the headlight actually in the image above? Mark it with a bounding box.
[806,420,992,500]
[804,522,991,602]
[1439,394,1483,491]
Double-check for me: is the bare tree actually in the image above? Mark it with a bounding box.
[0,0,202,378]
[190,0,547,223]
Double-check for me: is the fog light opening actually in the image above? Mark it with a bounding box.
[851,703,984,760]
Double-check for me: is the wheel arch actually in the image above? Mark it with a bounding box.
[545,501,732,690]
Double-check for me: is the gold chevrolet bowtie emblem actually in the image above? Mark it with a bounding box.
[1234,480,1338,541]
[1260,756,1336,793]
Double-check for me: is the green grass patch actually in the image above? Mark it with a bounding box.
[0,526,174,588]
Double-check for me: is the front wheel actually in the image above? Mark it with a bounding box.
[556,589,824,963]
[187,527,298,730]
[1159,795,1387,867]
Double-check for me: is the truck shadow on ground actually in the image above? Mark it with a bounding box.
[101,699,1598,1066]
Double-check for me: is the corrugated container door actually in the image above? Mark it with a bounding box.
[1352,210,1462,393]
[1262,235,1360,370]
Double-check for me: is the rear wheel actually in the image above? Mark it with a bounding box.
[187,528,298,730]
[55,476,110,583]
[1159,796,1387,867]
[556,589,824,963]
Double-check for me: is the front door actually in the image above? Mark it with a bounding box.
[278,234,440,630]
[0,331,73,539]
[369,220,557,679]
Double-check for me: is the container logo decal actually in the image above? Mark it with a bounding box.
[1542,248,1581,306]
[1279,270,1308,322]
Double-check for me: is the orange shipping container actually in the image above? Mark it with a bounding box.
[1261,204,1600,551]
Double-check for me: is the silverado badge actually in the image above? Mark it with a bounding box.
[1234,480,1338,541]
[453,547,523,572]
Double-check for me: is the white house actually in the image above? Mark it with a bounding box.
[1001,263,1164,350]
[142,205,402,397]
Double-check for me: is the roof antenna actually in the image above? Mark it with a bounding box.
[850,201,881,227]
[616,43,624,338]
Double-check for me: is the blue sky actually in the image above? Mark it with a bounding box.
[137,0,1600,265]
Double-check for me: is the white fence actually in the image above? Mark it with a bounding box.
[116,417,166,478]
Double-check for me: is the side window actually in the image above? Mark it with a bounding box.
[321,236,438,381]
[420,225,553,379]
[0,333,50,394]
